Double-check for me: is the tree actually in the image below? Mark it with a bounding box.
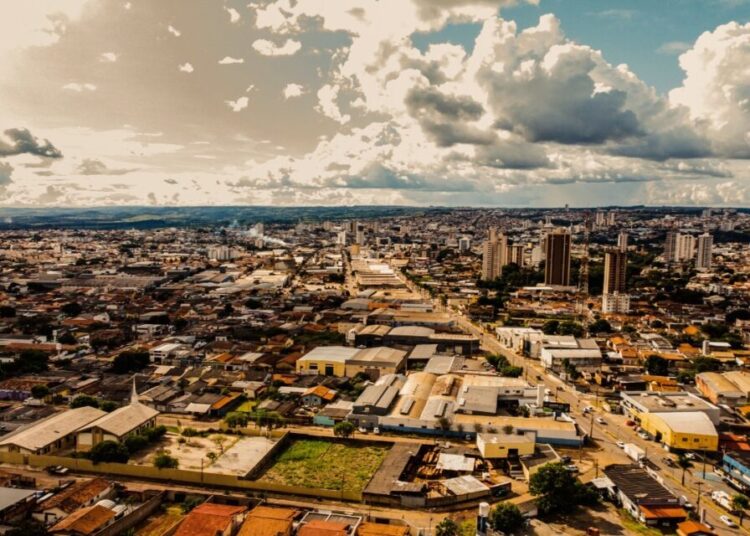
[542,320,560,335]
[558,321,584,337]
[502,424,514,435]
[435,518,459,536]
[645,355,669,376]
[124,434,148,455]
[0,305,16,318]
[733,494,749,526]
[490,502,524,534]
[31,384,50,400]
[473,423,484,434]
[70,395,99,409]
[100,401,118,412]
[154,452,179,469]
[333,421,355,438]
[211,435,228,454]
[111,351,150,374]
[529,462,598,515]
[206,452,218,463]
[225,411,249,429]
[437,417,452,436]
[6,519,49,536]
[143,425,167,443]
[676,454,693,486]
[61,302,82,316]
[588,319,612,334]
[57,331,77,345]
[89,440,129,463]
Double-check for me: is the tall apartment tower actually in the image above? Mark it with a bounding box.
[544,230,571,286]
[665,232,696,263]
[603,248,628,294]
[617,231,628,252]
[481,230,507,281]
[696,233,713,271]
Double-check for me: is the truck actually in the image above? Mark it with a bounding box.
[712,490,735,512]
[623,443,646,462]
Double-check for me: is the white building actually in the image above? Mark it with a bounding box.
[696,233,713,271]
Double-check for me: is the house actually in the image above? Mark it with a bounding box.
[34,478,114,525]
[696,371,750,407]
[344,347,406,380]
[676,520,717,536]
[49,504,115,535]
[603,464,686,528]
[173,503,247,536]
[0,406,106,455]
[0,487,37,523]
[237,505,296,536]
[302,385,337,407]
[358,522,410,536]
[296,346,359,377]
[298,520,349,536]
[76,381,159,451]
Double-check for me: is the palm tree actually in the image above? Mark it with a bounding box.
[473,422,484,434]
[677,454,693,486]
[732,494,749,526]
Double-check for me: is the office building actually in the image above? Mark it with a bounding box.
[544,230,571,286]
[696,233,713,271]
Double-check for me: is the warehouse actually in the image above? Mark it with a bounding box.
[640,411,718,452]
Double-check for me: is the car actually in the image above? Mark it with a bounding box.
[564,464,579,473]
[663,457,675,467]
[680,496,694,510]
[720,515,737,528]
[596,417,606,425]
[685,452,696,460]
[373,427,381,435]
[616,441,625,449]
[638,432,650,440]
[357,426,368,434]
[560,455,572,464]
[625,420,636,427]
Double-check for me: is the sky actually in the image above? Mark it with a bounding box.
[0,0,749,208]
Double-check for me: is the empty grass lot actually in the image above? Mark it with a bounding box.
[259,439,389,492]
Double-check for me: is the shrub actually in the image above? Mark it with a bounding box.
[154,452,179,469]
[89,440,129,464]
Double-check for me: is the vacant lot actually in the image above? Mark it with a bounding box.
[259,439,389,492]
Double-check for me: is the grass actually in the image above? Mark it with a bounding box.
[235,400,257,413]
[137,505,184,536]
[618,510,667,536]
[259,439,389,492]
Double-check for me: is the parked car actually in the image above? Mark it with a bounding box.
[596,417,606,425]
[638,431,650,440]
[616,441,625,449]
[720,515,737,528]
[685,452,696,460]
[625,420,636,427]
[680,496,694,510]
[663,457,675,467]
[564,464,579,473]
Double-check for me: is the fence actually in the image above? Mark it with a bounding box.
[0,450,362,502]
[94,491,164,536]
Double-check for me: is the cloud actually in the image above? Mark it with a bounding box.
[657,41,691,55]
[0,128,63,158]
[225,7,241,23]
[251,38,302,56]
[0,162,13,186]
[669,21,750,158]
[316,84,350,124]
[62,82,97,92]
[178,62,194,73]
[225,96,249,112]
[283,83,305,99]
[596,9,636,20]
[77,158,137,176]
[167,25,181,37]
[99,52,118,62]
[218,56,244,64]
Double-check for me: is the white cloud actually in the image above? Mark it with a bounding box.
[0,1,89,56]
[316,84,350,124]
[218,56,244,64]
[178,62,194,73]
[167,25,181,37]
[99,52,118,62]
[657,41,691,55]
[225,96,249,112]
[283,83,305,99]
[251,38,302,56]
[225,7,241,23]
[62,82,97,92]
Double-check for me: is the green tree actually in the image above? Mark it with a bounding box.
[333,420,355,438]
[542,320,559,335]
[61,302,82,316]
[5,519,49,536]
[225,411,249,429]
[89,440,129,463]
[143,425,167,442]
[588,319,612,334]
[124,434,148,455]
[558,321,584,337]
[0,305,16,318]
[70,395,99,409]
[154,452,179,469]
[100,401,118,412]
[676,454,693,486]
[31,384,50,400]
[111,350,150,374]
[645,355,669,376]
[490,502,524,534]
[529,462,597,515]
[435,518,459,536]
[733,494,749,526]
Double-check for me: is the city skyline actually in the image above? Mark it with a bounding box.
[1,0,750,208]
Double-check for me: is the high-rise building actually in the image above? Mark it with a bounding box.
[544,230,571,286]
[481,230,508,281]
[602,292,630,314]
[617,231,628,252]
[355,223,365,245]
[603,248,627,295]
[509,244,524,266]
[696,233,713,271]
[595,211,606,227]
[664,232,696,263]
[458,236,471,253]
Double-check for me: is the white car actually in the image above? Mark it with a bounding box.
[638,432,650,440]
[720,515,737,528]
[596,417,606,425]
[616,441,625,449]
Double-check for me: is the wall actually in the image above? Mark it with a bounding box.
[94,492,164,536]
[0,450,363,502]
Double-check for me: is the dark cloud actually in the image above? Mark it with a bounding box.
[0,128,63,158]
[77,158,137,176]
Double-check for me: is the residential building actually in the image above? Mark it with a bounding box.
[603,248,627,294]
[696,233,713,271]
[544,230,571,286]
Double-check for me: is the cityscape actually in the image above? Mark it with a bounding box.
[2,1,750,536]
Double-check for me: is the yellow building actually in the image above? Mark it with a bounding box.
[640,411,718,452]
[295,346,358,377]
[476,432,536,459]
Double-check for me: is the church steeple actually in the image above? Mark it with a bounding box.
[131,376,140,405]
